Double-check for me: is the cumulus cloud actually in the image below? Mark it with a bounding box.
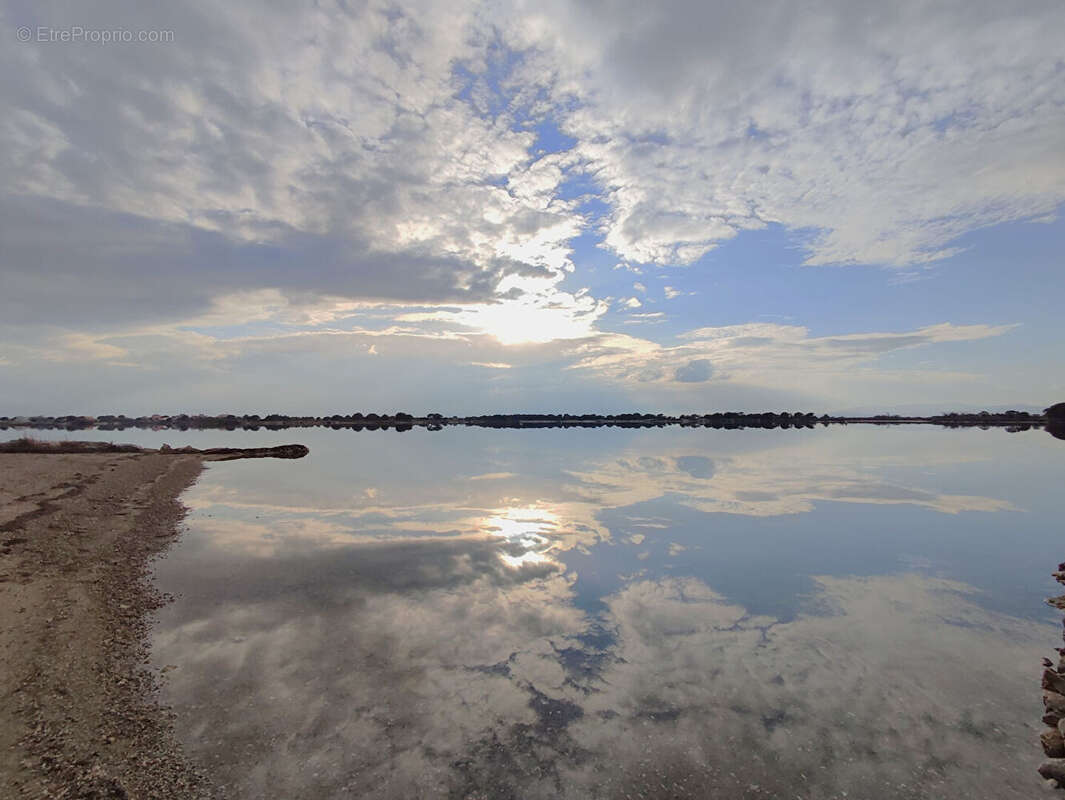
[0,0,585,331]
[4,0,1058,315]
[673,358,713,383]
[0,0,1056,411]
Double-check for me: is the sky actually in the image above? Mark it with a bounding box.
[1,0,1063,415]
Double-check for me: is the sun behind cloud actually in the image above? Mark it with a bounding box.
[400,281,607,345]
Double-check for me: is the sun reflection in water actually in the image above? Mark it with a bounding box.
[482,506,559,568]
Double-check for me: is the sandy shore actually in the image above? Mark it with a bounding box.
[0,452,211,799]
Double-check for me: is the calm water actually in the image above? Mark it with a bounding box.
[28,425,1065,797]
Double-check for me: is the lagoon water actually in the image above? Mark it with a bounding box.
[30,425,1065,797]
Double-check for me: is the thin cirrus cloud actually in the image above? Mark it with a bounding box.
[567,322,1018,387]
[0,0,1060,411]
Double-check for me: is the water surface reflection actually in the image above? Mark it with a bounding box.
[151,427,1062,798]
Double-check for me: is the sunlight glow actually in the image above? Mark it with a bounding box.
[398,279,607,345]
[454,299,601,345]
[483,505,559,568]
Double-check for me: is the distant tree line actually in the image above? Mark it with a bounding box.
[0,407,1056,434]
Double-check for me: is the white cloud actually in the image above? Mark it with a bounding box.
[0,304,1030,413]
[0,1,585,325]
[0,0,1059,411]
[622,312,666,326]
[567,321,1018,398]
[673,358,713,383]
[397,283,608,344]
[505,0,1065,266]
[46,333,131,365]
[7,0,1053,333]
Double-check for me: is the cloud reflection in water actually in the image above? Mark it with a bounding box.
[152,427,1061,798]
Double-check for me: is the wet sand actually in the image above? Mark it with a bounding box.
[0,452,210,798]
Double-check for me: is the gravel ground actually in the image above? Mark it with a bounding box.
[0,452,213,799]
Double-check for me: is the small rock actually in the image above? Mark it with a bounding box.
[1046,691,1065,716]
[1041,759,1065,783]
[1043,729,1065,758]
[1045,670,1065,696]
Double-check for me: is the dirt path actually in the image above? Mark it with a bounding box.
[0,452,211,799]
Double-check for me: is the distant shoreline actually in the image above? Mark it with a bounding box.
[0,410,1052,433]
[0,438,309,459]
